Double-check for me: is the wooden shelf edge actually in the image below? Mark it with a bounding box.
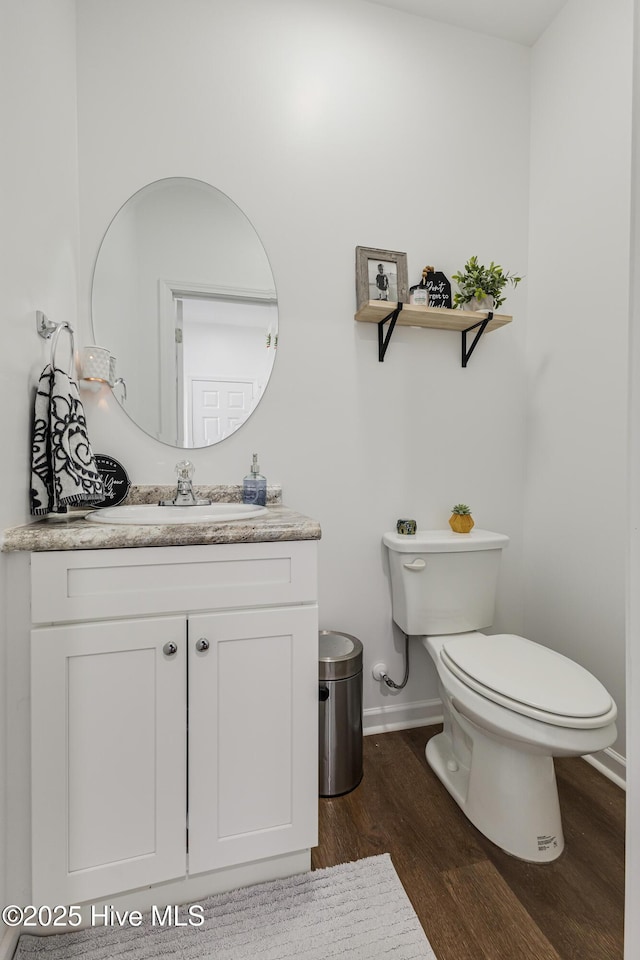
[354,300,512,333]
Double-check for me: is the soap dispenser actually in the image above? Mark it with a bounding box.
[242,454,267,506]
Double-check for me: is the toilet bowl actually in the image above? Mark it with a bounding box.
[423,632,616,861]
[382,529,617,863]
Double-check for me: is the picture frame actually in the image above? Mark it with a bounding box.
[355,246,409,309]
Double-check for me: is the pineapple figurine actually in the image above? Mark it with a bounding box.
[449,503,474,534]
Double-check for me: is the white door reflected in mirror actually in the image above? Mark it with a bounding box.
[176,294,277,447]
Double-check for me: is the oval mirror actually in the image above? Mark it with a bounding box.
[91,178,278,448]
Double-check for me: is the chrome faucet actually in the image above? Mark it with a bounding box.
[159,460,212,507]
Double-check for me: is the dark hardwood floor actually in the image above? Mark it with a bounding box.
[311,725,625,960]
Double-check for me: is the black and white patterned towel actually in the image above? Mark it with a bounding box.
[30,364,105,516]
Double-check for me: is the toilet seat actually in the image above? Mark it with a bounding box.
[440,634,616,730]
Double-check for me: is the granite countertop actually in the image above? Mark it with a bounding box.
[2,485,322,553]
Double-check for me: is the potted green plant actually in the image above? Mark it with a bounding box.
[449,503,474,534]
[452,255,521,311]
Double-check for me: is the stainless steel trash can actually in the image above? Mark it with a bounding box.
[319,630,363,797]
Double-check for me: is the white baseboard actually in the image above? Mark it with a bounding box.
[0,926,19,960]
[584,747,627,790]
[363,698,443,736]
[363,699,628,793]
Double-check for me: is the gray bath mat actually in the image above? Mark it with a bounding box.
[14,854,436,959]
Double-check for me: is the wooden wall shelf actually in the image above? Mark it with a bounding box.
[355,300,513,365]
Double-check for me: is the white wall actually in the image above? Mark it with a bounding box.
[626,3,640,951]
[0,0,79,922]
[75,0,531,719]
[526,0,632,765]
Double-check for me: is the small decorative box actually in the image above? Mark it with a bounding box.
[397,518,417,536]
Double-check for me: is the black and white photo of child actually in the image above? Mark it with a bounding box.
[368,259,398,302]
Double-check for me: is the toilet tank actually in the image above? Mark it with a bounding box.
[382,529,509,635]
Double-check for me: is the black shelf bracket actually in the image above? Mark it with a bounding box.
[461,313,492,367]
[377,302,403,362]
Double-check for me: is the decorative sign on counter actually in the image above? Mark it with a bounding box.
[92,455,131,508]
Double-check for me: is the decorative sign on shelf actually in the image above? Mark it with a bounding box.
[426,268,452,309]
[92,455,131,508]
[410,265,452,309]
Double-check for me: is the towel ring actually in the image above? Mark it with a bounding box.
[50,322,75,372]
[36,312,75,374]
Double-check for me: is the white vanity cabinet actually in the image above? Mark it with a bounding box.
[29,540,318,906]
[31,615,187,903]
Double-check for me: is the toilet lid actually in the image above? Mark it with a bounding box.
[441,634,616,728]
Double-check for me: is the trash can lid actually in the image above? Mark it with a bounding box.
[319,630,363,681]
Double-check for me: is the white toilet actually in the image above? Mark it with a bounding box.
[382,528,617,862]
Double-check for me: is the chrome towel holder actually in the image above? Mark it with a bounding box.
[35,310,126,398]
[36,311,75,372]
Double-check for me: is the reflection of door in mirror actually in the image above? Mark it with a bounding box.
[191,379,254,447]
[91,178,278,448]
[170,293,277,446]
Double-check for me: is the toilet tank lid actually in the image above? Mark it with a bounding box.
[383,529,509,553]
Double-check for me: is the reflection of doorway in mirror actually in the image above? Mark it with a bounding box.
[173,292,277,447]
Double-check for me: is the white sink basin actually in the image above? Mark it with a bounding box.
[87,503,268,525]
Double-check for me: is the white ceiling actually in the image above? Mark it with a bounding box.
[363,0,569,46]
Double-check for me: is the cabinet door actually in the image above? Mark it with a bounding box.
[31,616,187,904]
[188,605,318,874]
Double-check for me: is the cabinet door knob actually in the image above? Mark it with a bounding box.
[196,638,210,652]
[163,642,178,656]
